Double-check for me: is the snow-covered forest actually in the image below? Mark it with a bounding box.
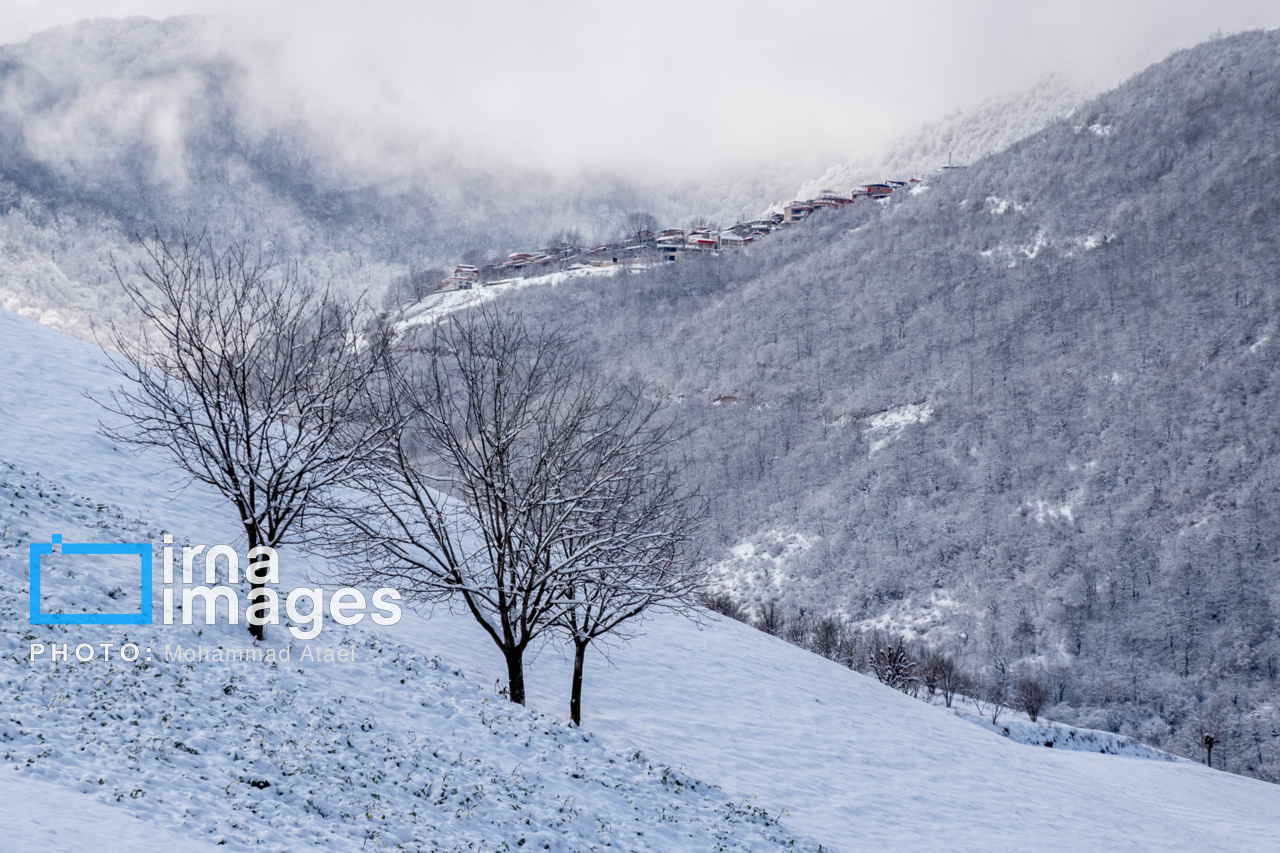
[494,29,1280,779]
[3,10,1280,849]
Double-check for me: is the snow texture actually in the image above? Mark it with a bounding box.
[0,309,818,852]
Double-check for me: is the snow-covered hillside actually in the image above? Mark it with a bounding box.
[400,610,1280,852]
[395,264,630,330]
[0,310,820,851]
[4,306,1280,851]
[795,75,1087,198]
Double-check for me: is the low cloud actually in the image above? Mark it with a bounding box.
[2,0,1277,183]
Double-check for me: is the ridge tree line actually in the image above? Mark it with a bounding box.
[710,594,1071,732]
[101,231,706,724]
[713,591,1225,768]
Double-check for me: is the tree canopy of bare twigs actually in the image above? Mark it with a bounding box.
[754,600,785,636]
[554,449,704,724]
[931,653,968,709]
[870,634,919,694]
[317,304,704,707]
[98,230,396,640]
[1013,676,1051,723]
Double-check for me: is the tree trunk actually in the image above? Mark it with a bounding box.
[248,586,265,642]
[247,526,265,643]
[505,647,527,705]
[570,638,588,726]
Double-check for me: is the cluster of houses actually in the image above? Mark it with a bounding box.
[437,179,919,291]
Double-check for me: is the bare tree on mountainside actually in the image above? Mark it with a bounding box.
[1013,676,1051,723]
[316,305,704,707]
[98,230,397,640]
[554,446,705,725]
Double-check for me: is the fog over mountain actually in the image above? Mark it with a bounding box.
[795,75,1088,200]
[0,15,1109,340]
[5,1,1277,175]
[0,16,806,337]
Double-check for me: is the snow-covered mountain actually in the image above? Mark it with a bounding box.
[795,74,1088,199]
[4,289,1280,848]
[6,13,1280,849]
[490,27,1280,780]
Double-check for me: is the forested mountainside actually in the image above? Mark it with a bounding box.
[0,16,786,339]
[498,29,1280,778]
[796,74,1087,201]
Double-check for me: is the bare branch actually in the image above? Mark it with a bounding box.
[95,229,398,640]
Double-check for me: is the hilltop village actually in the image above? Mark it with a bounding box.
[436,178,935,291]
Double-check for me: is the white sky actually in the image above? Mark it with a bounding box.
[2,0,1278,179]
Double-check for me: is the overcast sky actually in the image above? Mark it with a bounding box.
[3,1,1278,179]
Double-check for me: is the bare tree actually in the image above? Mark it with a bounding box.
[555,452,705,725]
[623,212,659,242]
[870,633,919,694]
[935,655,968,709]
[547,229,583,255]
[921,649,944,699]
[839,631,867,673]
[1201,730,1220,769]
[702,593,746,622]
[98,230,395,640]
[811,616,844,661]
[384,267,445,310]
[1013,676,1052,723]
[755,600,785,636]
[980,677,1007,725]
[785,610,813,646]
[1191,705,1228,769]
[318,305,696,706]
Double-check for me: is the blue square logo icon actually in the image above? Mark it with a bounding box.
[29,535,153,625]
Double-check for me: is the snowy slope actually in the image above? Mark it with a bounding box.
[0,308,822,852]
[396,264,628,331]
[952,709,1185,761]
[0,770,226,853]
[796,75,1087,198]
[4,306,1280,852]
[393,610,1280,853]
